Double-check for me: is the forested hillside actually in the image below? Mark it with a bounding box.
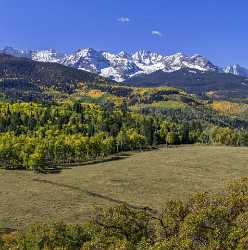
[0,53,108,84]
[127,69,248,99]
[0,53,111,101]
[0,97,248,171]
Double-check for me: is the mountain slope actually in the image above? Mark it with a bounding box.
[0,53,107,84]
[1,47,248,100]
[2,46,248,82]
[0,47,224,81]
[126,69,248,99]
[60,50,219,81]
[0,53,111,101]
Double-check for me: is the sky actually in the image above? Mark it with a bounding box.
[0,0,247,67]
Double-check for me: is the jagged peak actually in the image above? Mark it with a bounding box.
[223,64,248,77]
[167,52,188,58]
[74,48,99,55]
[1,46,247,81]
[191,54,205,59]
[118,51,130,58]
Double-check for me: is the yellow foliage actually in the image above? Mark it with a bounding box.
[211,101,248,115]
[88,89,103,98]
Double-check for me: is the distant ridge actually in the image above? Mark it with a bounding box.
[1,46,247,82]
[126,68,248,99]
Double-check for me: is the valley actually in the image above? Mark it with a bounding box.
[1,50,248,250]
[1,1,248,248]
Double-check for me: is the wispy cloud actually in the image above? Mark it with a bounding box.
[117,17,131,23]
[152,30,163,37]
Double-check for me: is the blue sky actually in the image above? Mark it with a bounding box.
[1,0,247,67]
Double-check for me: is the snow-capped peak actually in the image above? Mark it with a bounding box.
[74,48,98,57]
[32,49,65,63]
[61,48,110,74]
[223,64,248,77]
[190,54,219,71]
[132,50,164,65]
[100,51,140,81]
[118,51,130,58]
[1,46,247,82]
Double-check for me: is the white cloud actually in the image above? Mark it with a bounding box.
[152,30,163,37]
[117,17,130,23]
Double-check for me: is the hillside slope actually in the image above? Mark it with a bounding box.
[0,53,108,84]
[126,69,248,99]
[0,53,112,101]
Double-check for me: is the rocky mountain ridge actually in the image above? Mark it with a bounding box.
[1,46,247,82]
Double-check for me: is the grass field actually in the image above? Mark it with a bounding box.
[1,145,248,229]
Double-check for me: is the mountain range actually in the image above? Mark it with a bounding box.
[1,46,248,82]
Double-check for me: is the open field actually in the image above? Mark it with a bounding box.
[1,145,248,229]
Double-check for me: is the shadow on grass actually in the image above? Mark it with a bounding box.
[1,154,131,174]
[78,154,131,167]
[32,178,157,214]
[53,155,131,171]
[1,148,157,173]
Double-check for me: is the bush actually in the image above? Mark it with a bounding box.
[2,222,90,250]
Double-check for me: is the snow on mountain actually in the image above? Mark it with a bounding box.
[223,64,248,77]
[188,54,219,71]
[62,49,141,81]
[101,51,141,81]
[131,50,166,75]
[32,49,65,63]
[0,47,64,63]
[130,51,218,76]
[61,48,110,73]
[162,53,218,72]
[132,50,164,65]
[1,46,246,82]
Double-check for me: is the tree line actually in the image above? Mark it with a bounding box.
[0,101,248,170]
